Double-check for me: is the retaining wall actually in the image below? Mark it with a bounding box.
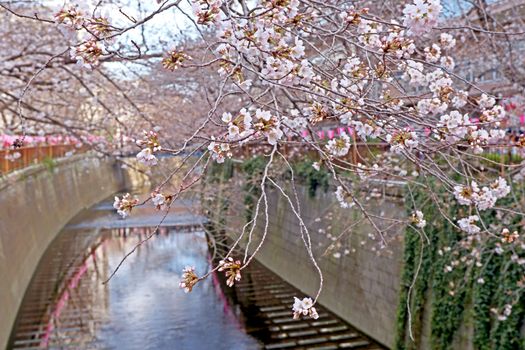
[0,156,124,349]
[0,153,186,349]
[211,176,406,348]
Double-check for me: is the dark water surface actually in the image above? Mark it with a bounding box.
[9,199,261,350]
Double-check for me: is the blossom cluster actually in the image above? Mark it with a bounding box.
[411,210,427,229]
[218,257,242,287]
[402,0,442,35]
[55,4,114,69]
[162,50,192,71]
[222,108,253,141]
[386,129,419,154]
[326,133,351,157]
[335,186,354,209]
[179,266,199,293]
[292,297,319,320]
[457,215,481,235]
[454,177,511,212]
[192,0,223,25]
[70,40,104,69]
[136,130,161,166]
[54,4,84,28]
[208,137,232,163]
[151,190,172,210]
[113,193,139,218]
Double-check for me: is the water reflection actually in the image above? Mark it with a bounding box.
[10,225,261,349]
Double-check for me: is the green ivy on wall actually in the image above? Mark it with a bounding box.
[292,159,330,198]
[395,181,525,350]
[395,183,440,350]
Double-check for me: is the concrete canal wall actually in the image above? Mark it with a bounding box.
[211,178,406,348]
[252,187,405,348]
[0,156,123,349]
[0,154,182,349]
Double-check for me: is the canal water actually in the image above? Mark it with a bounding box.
[8,195,383,350]
[8,196,261,350]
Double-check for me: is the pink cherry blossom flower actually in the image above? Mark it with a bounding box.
[292,297,319,320]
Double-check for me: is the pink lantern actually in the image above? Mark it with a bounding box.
[328,130,335,139]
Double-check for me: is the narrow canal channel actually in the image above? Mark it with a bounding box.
[8,195,384,350]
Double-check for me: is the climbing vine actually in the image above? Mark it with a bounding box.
[395,181,525,350]
[395,182,440,350]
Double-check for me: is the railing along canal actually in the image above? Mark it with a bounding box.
[0,144,87,175]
